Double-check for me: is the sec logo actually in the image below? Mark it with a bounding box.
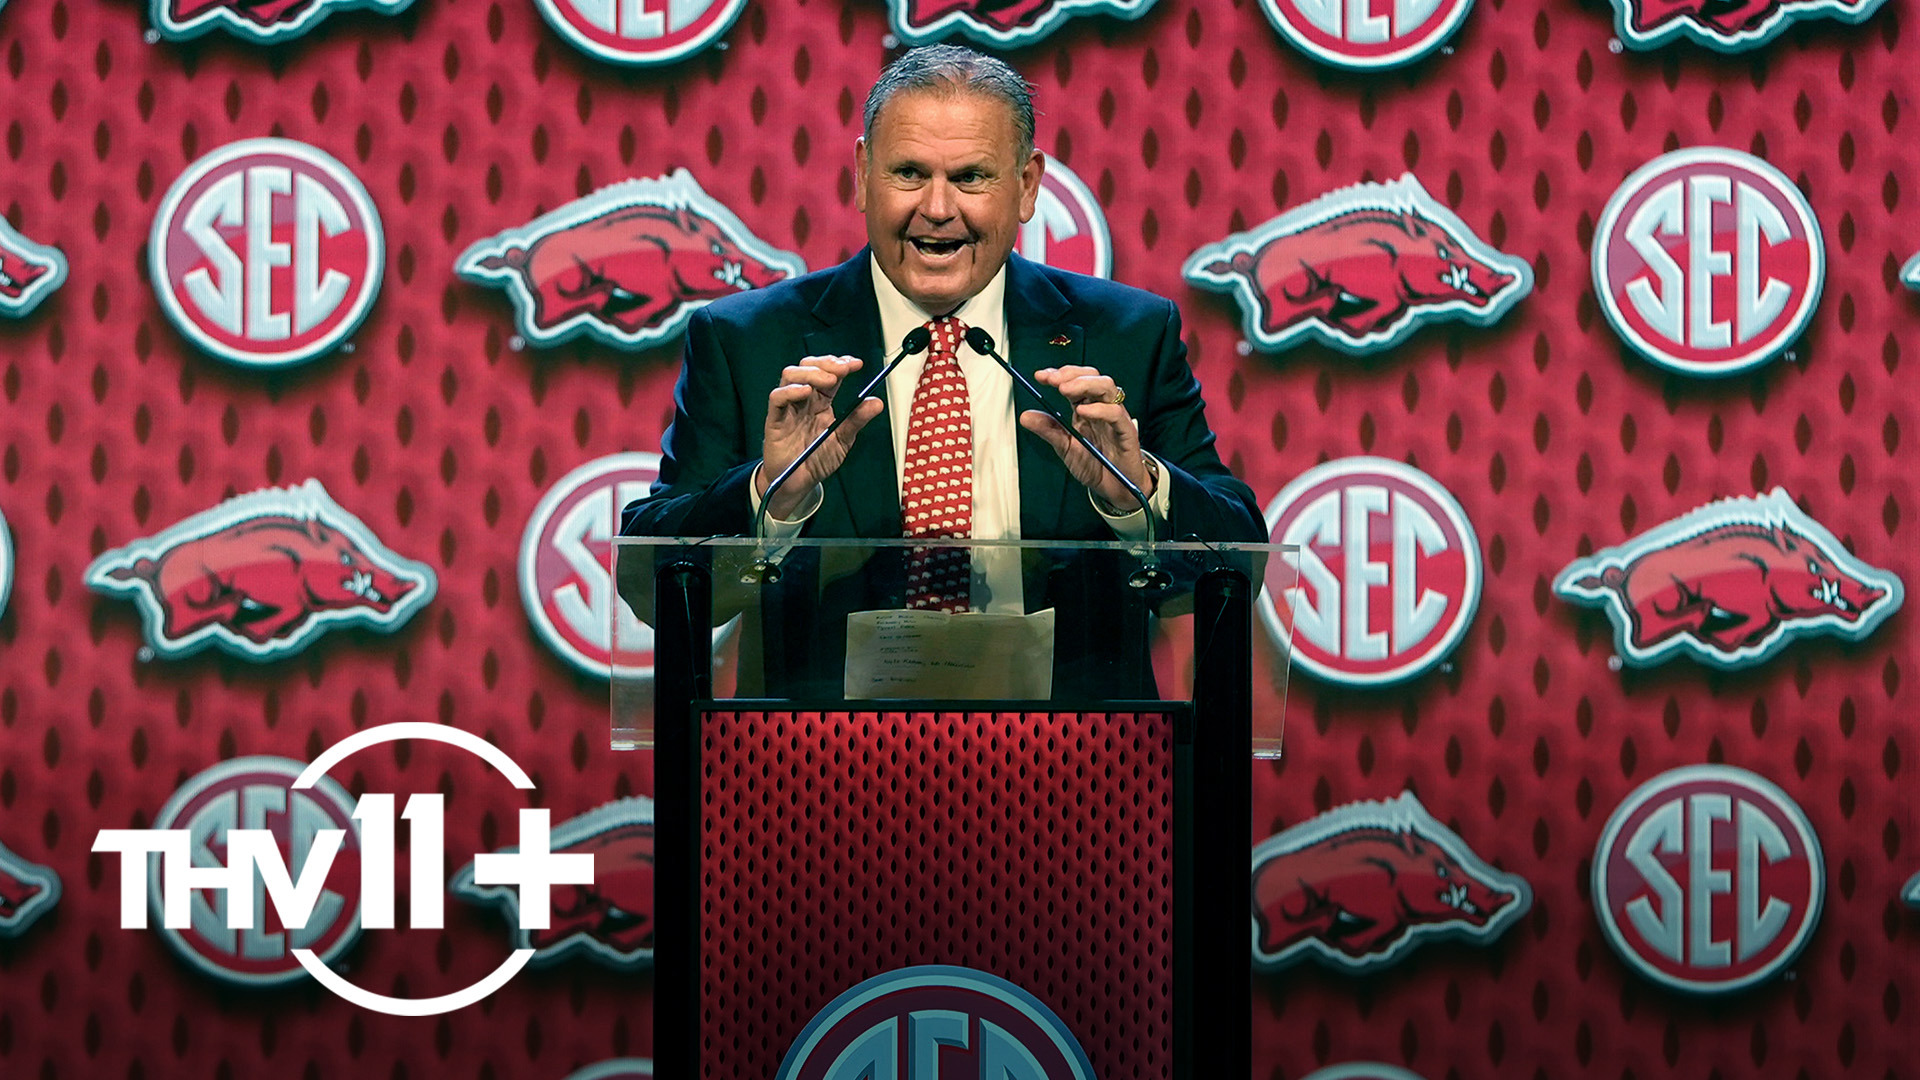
[534,0,747,66]
[147,757,362,987]
[563,1062,653,1080]
[1013,154,1111,279]
[520,453,664,679]
[1594,765,1823,995]
[1258,0,1475,69]
[0,501,12,620]
[1593,147,1823,377]
[151,138,383,368]
[1259,458,1481,686]
[1301,1067,1431,1080]
[775,966,1096,1080]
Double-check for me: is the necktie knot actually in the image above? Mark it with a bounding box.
[925,316,967,359]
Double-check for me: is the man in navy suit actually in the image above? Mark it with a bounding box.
[622,45,1259,693]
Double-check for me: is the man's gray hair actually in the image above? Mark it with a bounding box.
[863,45,1036,158]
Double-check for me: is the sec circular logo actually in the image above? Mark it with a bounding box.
[534,0,747,66]
[0,502,12,620]
[1302,1067,1431,1080]
[149,756,362,986]
[521,452,663,679]
[1260,458,1480,687]
[775,966,1096,1080]
[151,138,383,369]
[1013,154,1111,279]
[1594,147,1823,378]
[1594,765,1824,995]
[1258,0,1475,69]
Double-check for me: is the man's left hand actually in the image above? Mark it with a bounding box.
[1019,365,1155,512]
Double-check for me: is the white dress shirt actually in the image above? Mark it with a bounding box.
[751,257,1169,612]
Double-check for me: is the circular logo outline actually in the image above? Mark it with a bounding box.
[520,451,661,679]
[1592,146,1824,378]
[775,965,1097,1080]
[1258,456,1482,687]
[533,0,748,67]
[0,502,13,619]
[147,755,363,987]
[1258,0,1476,70]
[1592,764,1825,995]
[1017,153,1113,280]
[150,137,384,369]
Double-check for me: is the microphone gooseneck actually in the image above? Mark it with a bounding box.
[962,327,1170,590]
[742,326,934,583]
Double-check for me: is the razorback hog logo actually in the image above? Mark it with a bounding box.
[0,219,67,319]
[888,0,1156,46]
[1251,791,1530,973]
[453,797,654,969]
[458,169,804,351]
[0,839,61,938]
[85,479,436,662]
[1184,174,1532,354]
[1611,0,1885,52]
[152,0,412,43]
[1555,487,1902,670]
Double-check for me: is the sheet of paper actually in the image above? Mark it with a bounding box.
[844,608,1056,700]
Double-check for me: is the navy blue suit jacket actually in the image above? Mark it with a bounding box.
[622,250,1261,544]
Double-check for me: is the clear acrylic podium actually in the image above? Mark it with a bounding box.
[613,537,1296,1079]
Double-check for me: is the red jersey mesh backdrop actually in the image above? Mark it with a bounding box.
[0,0,1915,1076]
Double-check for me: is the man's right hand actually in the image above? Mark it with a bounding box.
[757,355,886,521]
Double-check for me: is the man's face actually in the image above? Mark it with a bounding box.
[855,89,1044,314]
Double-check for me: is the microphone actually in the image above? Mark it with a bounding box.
[742,326,934,584]
[962,327,1171,590]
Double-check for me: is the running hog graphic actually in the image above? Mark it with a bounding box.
[0,221,65,317]
[86,479,436,661]
[0,867,44,919]
[1556,488,1903,669]
[890,0,1154,43]
[454,798,657,969]
[1251,792,1530,972]
[101,516,417,644]
[458,170,805,350]
[0,247,50,301]
[0,841,59,938]
[168,0,315,27]
[900,0,1066,32]
[1184,174,1530,354]
[529,823,654,959]
[1614,0,1884,48]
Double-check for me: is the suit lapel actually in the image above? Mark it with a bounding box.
[802,253,899,537]
[1005,256,1082,540]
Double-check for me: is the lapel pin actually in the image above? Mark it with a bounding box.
[1049,334,1072,346]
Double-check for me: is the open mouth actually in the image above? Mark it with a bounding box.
[710,259,752,291]
[910,237,968,258]
[1441,263,1483,298]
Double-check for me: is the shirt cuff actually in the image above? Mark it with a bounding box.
[1090,452,1169,541]
[749,463,823,538]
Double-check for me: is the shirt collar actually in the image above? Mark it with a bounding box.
[868,254,1008,351]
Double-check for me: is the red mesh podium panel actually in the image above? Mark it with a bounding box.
[697,709,1174,1078]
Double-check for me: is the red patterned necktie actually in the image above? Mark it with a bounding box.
[901,316,972,612]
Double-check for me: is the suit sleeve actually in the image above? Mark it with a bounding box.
[1137,299,1266,544]
[620,306,762,537]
